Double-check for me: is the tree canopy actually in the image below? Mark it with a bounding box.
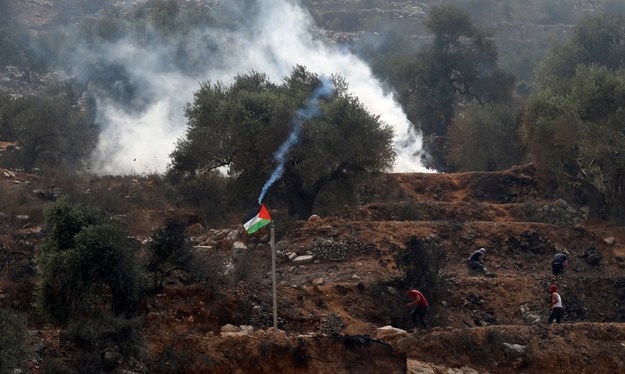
[35,199,141,324]
[447,104,525,171]
[0,83,98,172]
[403,6,515,171]
[167,66,395,219]
[524,14,625,221]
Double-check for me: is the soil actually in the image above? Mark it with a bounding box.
[3,164,625,373]
[3,1,625,372]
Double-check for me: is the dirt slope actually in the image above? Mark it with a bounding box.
[131,164,625,373]
[4,163,625,373]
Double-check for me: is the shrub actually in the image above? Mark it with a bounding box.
[147,218,192,291]
[0,308,30,373]
[67,315,144,359]
[182,251,228,287]
[35,199,142,324]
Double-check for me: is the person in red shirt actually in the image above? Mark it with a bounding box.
[404,288,429,331]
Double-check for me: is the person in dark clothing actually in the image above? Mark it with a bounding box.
[404,288,429,331]
[551,252,569,275]
[468,247,487,272]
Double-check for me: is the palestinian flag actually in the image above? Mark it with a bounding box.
[242,204,272,234]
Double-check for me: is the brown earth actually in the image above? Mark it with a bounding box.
[2,164,625,373]
[3,1,625,372]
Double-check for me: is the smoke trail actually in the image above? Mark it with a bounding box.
[257,76,334,203]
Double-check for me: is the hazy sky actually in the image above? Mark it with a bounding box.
[77,0,430,175]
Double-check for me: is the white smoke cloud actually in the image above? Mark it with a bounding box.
[80,0,432,175]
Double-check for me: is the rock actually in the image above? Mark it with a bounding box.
[292,255,314,264]
[221,324,241,333]
[276,240,290,252]
[276,251,289,263]
[232,241,247,258]
[375,325,408,340]
[503,342,527,358]
[256,243,269,251]
[555,198,568,208]
[308,214,321,222]
[226,230,239,242]
[316,225,334,234]
[406,359,436,374]
[186,222,203,235]
[240,325,254,334]
[585,253,602,266]
[193,245,213,253]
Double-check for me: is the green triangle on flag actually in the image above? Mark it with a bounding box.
[242,204,272,234]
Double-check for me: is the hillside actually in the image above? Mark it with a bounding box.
[3,1,625,373]
[2,164,625,373]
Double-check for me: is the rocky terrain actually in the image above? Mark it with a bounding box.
[2,164,625,373]
[3,1,625,373]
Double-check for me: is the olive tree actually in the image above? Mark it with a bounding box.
[0,83,98,172]
[408,5,515,171]
[524,14,625,221]
[167,66,395,219]
[447,103,525,171]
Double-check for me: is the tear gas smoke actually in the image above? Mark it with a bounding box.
[257,76,334,204]
[69,0,432,175]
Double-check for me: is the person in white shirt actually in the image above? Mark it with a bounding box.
[547,284,564,323]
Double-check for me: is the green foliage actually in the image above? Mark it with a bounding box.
[408,5,515,171]
[35,199,142,324]
[534,14,625,91]
[66,315,144,358]
[0,308,30,374]
[147,218,192,291]
[0,82,98,172]
[447,104,526,171]
[168,66,395,219]
[166,170,232,226]
[524,13,625,221]
[41,197,103,251]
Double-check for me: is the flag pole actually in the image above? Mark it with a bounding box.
[270,222,277,329]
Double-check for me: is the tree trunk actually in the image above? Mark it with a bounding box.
[609,168,625,223]
[286,185,317,220]
[282,160,349,219]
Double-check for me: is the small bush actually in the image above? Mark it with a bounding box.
[147,218,192,291]
[510,200,541,222]
[182,251,228,288]
[67,315,144,359]
[0,308,30,373]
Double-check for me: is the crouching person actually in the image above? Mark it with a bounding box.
[404,288,429,332]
